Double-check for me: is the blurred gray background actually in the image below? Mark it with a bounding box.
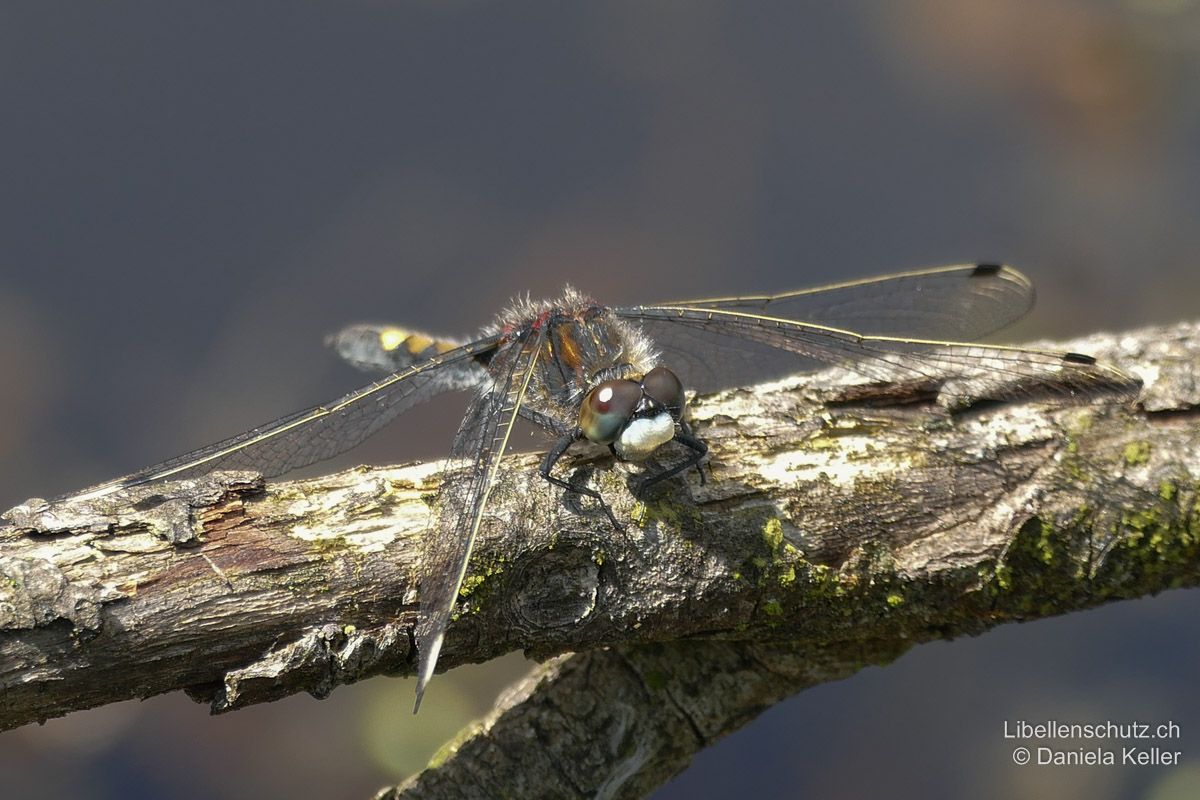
[2,1,1199,798]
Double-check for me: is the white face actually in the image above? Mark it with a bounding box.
[613,411,675,461]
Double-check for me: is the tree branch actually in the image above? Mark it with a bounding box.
[3,322,1199,797]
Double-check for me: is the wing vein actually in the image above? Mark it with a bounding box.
[413,326,545,711]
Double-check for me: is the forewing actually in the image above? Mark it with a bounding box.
[70,335,501,500]
[413,325,545,712]
[669,264,1034,339]
[621,305,1141,404]
[627,265,1038,391]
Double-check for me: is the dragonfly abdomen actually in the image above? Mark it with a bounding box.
[328,324,478,379]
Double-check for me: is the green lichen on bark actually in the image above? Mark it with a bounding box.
[985,515,1091,617]
[722,467,1199,662]
[1096,484,1200,593]
[449,553,514,624]
[1122,440,1152,466]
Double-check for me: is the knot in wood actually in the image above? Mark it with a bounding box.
[508,547,600,635]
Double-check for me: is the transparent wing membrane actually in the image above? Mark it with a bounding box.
[413,325,545,712]
[667,263,1035,340]
[620,305,1140,405]
[70,336,500,500]
[628,264,1047,394]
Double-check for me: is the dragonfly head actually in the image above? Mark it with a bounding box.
[579,366,686,461]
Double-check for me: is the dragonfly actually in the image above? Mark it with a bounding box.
[68,263,1141,711]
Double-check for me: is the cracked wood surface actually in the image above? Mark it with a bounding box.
[2,321,1199,798]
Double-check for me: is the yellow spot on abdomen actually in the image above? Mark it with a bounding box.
[403,333,435,354]
[378,328,411,352]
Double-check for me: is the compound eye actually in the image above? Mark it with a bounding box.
[641,366,685,419]
[580,380,641,444]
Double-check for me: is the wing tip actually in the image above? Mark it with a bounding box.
[1062,351,1097,365]
[971,262,1026,283]
[1059,352,1144,399]
[972,263,1004,276]
[970,263,1035,300]
[412,630,444,715]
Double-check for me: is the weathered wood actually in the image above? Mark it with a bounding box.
[2,322,1198,799]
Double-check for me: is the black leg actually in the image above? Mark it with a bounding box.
[637,429,708,493]
[539,429,622,529]
[679,420,707,486]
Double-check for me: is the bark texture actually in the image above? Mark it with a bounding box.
[2,321,1199,799]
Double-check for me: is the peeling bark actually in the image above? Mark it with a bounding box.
[2,322,1199,799]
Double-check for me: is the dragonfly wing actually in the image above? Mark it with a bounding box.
[668,264,1035,339]
[615,311,818,392]
[625,265,1040,392]
[620,305,1141,404]
[70,335,502,501]
[414,325,545,713]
